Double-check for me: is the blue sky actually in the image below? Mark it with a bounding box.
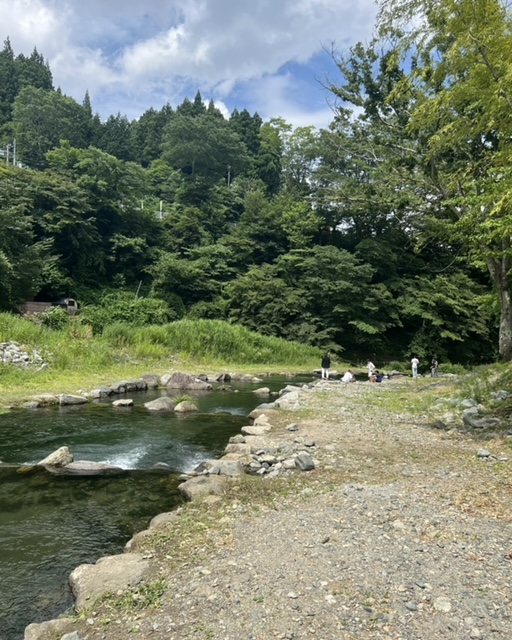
[1,0,378,129]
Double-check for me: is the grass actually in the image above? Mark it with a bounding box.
[0,313,323,407]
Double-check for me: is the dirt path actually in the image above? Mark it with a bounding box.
[29,378,512,640]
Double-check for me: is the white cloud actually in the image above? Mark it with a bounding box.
[0,0,377,128]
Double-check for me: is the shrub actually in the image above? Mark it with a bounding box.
[81,293,173,334]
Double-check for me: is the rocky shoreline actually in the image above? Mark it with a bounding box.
[22,376,512,640]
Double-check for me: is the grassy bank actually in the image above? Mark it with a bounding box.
[0,313,323,407]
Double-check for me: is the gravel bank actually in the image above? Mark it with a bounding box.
[29,377,512,640]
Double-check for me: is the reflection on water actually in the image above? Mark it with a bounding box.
[0,375,313,639]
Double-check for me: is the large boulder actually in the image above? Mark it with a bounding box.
[166,372,212,390]
[38,446,73,467]
[24,618,75,640]
[27,393,59,407]
[144,396,176,411]
[178,475,227,501]
[69,553,151,611]
[90,386,112,399]
[140,373,160,388]
[58,394,88,406]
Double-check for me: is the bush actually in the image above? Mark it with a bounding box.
[37,307,70,331]
[81,293,173,334]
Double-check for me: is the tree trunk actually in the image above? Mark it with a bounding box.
[487,253,512,361]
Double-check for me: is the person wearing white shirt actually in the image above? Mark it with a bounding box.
[342,370,355,383]
[411,356,420,378]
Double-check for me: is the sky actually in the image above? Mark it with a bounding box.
[1,0,378,130]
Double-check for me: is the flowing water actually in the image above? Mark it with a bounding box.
[0,375,312,640]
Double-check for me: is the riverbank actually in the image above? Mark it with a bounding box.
[24,375,512,640]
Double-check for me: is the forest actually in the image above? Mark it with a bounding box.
[1,0,511,365]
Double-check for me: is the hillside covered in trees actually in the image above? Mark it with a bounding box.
[1,0,511,364]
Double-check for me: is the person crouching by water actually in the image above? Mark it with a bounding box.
[370,369,384,383]
[321,352,331,379]
[342,369,355,383]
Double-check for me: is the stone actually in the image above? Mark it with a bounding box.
[295,452,315,471]
[166,371,212,390]
[58,394,88,405]
[241,426,270,436]
[24,618,75,640]
[463,414,501,429]
[149,511,180,529]
[90,386,112,399]
[38,446,73,467]
[69,553,151,611]
[140,373,160,388]
[253,387,271,395]
[112,399,133,407]
[196,459,245,477]
[433,596,452,612]
[174,400,199,413]
[28,393,59,406]
[224,443,252,455]
[144,396,175,411]
[178,475,227,501]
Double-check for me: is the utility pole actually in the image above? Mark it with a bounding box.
[12,139,16,166]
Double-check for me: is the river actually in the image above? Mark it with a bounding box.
[0,375,310,640]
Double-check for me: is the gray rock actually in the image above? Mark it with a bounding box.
[166,371,212,390]
[144,396,176,411]
[28,393,59,406]
[286,423,299,431]
[112,398,133,407]
[241,425,270,436]
[174,400,199,413]
[295,452,315,471]
[58,394,88,405]
[90,385,112,399]
[476,449,491,458]
[229,434,246,444]
[463,414,501,429]
[178,475,227,501]
[224,443,252,455]
[253,387,271,395]
[69,553,151,611]
[22,401,40,409]
[140,373,160,388]
[23,619,74,640]
[149,511,180,528]
[38,446,73,467]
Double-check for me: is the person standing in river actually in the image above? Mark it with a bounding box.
[321,351,331,379]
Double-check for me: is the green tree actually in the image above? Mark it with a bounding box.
[162,114,251,183]
[377,0,512,359]
[12,87,91,168]
[0,165,54,309]
[0,38,18,133]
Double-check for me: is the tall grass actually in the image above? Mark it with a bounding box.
[105,318,321,365]
[0,314,321,403]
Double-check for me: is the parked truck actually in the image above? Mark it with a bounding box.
[18,298,80,316]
